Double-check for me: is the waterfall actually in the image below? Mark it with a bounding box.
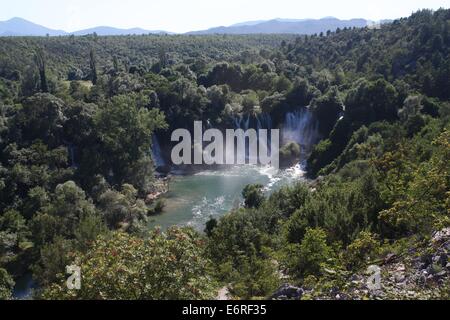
[230,113,275,163]
[229,110,318,166]
[257,113,272,130]
[233,115,251,131]
[244,115,250,131]
[282,108,319,151]
[63,139,78,168]
[68,145,77,168]
[151,135,166,168]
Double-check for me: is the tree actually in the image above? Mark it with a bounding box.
[242,184,265,209]
[34,47,48,93]
[32,236,73,286]
[89,49,97,85]
[279,142,301,167]
[379,130,450,235]
[40,181,97,237]
[97,184,148,233]
[345,231,380,269]
[0,268,14,300]
[41,228,217,300]
[285,228,332,278]
[285,78,314,107]
[345,79,399,125]
[13,93,67,146]
[204,218,218,237]
[311,86,344,137]
[90,94,167,192]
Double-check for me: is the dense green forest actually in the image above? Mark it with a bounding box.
[0,9,449,300]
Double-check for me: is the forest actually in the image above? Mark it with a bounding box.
[0,9,449,300]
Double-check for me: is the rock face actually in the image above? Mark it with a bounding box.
[271,284,304,300]
[432,228,450,243]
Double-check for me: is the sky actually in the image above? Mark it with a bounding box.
[1,0,449,33]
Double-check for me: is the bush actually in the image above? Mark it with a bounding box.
[285,228,332,279]
[0,268,14,300]
[280,142,301,167]
[345,231,380,269]
[42,228,217,300]
[242,184,265,209]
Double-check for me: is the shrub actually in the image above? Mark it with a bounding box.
[345,231,380,269]
[41,228,217,300]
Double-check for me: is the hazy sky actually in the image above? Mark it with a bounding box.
[1,0,449,33]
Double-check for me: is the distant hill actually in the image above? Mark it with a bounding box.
[0,17,67,36]
[188,17,376,35]
[72,26,170,36]
[0,18,171,36]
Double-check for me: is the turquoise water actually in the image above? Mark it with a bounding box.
[148,165,306,231]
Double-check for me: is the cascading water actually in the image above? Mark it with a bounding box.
[68,145,77,168]
[151,135,166,168]
[230,110,319,164]
[257,113,273,131]
[233,114,251,131]
[282,108,319,152]
[232,114,253,161]
[63,139,78,168]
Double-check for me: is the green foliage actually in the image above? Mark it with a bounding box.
[204,217,218,237]
[32,236,73,286]
[345,78,399,126]
[344,231,381,269]
[207,209,281,298]
[242,184,265,209]
[279,142,301,167]
[12,93,67,146]
[286,170,384,245]
[41,228,217,300]
[378,129,450,235]
[33,47,48,93]
[97,184,148,233]
[0,209,32,270]
[0,268,14,300]
[89,49,97,85]
[151,199,166,215]
[284,228,333,279]
[311,86,344,137]
[33,181,97,240]
[225,253,281,299]
[91,94,167,192]
[307,139,335,176]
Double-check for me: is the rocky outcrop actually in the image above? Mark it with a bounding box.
[273,228,450,300]
[271,284,304,300]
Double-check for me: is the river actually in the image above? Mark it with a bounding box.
[148,108,318,231]
[148,164,306,231]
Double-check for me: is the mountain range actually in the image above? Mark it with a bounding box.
[188,17,381,35]
[0,18,169,36]
[0,17,389,37]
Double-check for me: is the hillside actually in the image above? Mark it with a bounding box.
[0,9,449,300]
